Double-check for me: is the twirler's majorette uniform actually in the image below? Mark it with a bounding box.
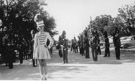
[33,32,54,59]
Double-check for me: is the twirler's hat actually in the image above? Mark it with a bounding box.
[34,13,45,30]
[36,20,44,27]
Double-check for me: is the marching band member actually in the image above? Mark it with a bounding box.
[33,14,54,80]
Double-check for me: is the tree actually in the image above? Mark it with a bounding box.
[95,15,112,33]
[0,0,57,60]
[0,0,57,42]
[0,0,40,38]
[0,0,41,62]
[118,3,135,35]
[89,14,113,38]
[40,11,58,37]
[109,16,129,36]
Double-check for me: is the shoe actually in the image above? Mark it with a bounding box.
[104,56,107,57]
[41,75,44,80]
[33,65,36,67]
[33,65,37,67]
[43,74,47,80]
[95,59,98,61]
[116,58,120,60]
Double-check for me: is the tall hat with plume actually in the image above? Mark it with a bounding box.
[34,13,44,29]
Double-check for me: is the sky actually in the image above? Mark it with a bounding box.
[44,0,134,41]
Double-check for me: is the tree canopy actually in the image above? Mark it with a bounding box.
[0,0,57,41]
[0,0,57,56]
[86,2,135,38]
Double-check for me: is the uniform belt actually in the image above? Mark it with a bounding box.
[39,43,46,45]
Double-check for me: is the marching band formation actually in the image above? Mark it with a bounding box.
[58,27,121,64]
[0,14,121,81]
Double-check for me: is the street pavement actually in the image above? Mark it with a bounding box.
[0,48,135,81]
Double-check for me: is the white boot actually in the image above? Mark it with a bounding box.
[43,74,48,80]
[40,74,44,80]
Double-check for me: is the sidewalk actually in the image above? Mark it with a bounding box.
[0,49,135,81]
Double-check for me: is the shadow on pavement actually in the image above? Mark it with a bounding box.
[49,49,135,65]
[0,49,135,80]
[0,62,40,80]
[120,49,135,61]
[48,65,89,79]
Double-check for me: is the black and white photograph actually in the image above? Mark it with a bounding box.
[0,0,135,81]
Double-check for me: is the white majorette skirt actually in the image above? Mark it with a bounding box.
[34,45,51,59]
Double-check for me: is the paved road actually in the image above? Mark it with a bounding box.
[0,49,135,81]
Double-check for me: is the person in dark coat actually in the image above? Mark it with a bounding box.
[104,37,110,57]
[58,36,63,58]
[91,29,99,61]
[84,30,90,58]
[58,44,63,58]
[84,36,90,58]
[62,39,68,64]
[78,36,84,56]
[97,34,101,55]
[59,30,69,64]
[113,29,121,60]
[103,31,110,57]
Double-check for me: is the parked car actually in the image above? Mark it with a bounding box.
[120,36,135,49]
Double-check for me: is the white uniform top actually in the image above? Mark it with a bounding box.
[33,31,54,59]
